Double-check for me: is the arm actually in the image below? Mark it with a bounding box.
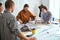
[8,16,28,40]
[46,12,52,21]
[18,19,23,24]
[28,11,36,20]
[18,32,36,40]
[44,11,52,22]
[16,12,23,24]
[41,11,52,24]
[16,11,21,21]
[8,16,36,40]
[18,32,29,40]
[29,11,37,24]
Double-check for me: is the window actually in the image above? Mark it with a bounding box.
[49,0,60,19]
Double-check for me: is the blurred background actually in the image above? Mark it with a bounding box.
[0,0,60,19]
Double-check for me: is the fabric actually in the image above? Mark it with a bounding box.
[0,13,4,40]
[0,13,2,16]
[41,11,52,23]
[0,10,21,40]
[16,10,36,23]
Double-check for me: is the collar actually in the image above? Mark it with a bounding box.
[4,10,11,14]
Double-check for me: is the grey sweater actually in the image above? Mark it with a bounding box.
[0,10,20,40]
[41,11,52,23]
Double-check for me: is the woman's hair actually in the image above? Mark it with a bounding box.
[39,4,47,10]
[24,4,29,8]
[42,6,47,10]
[39,4,44,9]
[0,3,2,6]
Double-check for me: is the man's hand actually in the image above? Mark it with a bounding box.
[29,37,36,40]
[22,37,36,40]
[22,37,29,40]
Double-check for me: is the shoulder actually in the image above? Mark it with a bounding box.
[2,12,15,20]
[18,10,24,14]
[27,10,30,12]
[47,11,51,15]
[27,10,33,15]
[19,10,23,12]
[47,11,52,17]
[47,11,51,14]
[9,14,15,20]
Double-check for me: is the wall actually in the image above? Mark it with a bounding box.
[13,0,41,18]
[59,0,60,19]
[1,0,59,19]
[40,0,49,9]
[0,0,49,18]
[40,0,60,19]
[49,0,60,19]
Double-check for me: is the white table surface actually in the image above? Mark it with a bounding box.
[33,24,60,40]
[18,21,60,40]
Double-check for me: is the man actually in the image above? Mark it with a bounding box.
[16,4,36,24]
[0,3,3,40]
[41,6,52,24]
[0,3,3,15]
[1,0,36,40]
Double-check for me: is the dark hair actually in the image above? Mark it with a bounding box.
[5,0,14,9]
[42,6,47,10]
[0,3,2,6]
[39,4,47,10]
[39,4,44,9]
[24,4,29,8]
[7,0,12,1]
[39,4,44,17]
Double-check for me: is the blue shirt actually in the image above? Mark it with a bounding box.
[41,11,52,23]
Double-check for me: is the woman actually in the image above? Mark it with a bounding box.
[41,6,52,24]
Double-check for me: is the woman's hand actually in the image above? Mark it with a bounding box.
[29,37,36,40]
[18,19,23,24]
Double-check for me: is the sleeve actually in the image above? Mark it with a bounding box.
[45,12,52,21]
[29,11,36,20]
[16,12,21,21]
[8,16,21,36]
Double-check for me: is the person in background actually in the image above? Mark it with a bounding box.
[0,3,3,15]
[39,4,44,17]
[41,6,52,24]
[1,0,36,40]
[0,3,3,40]
[16,4,36,24]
